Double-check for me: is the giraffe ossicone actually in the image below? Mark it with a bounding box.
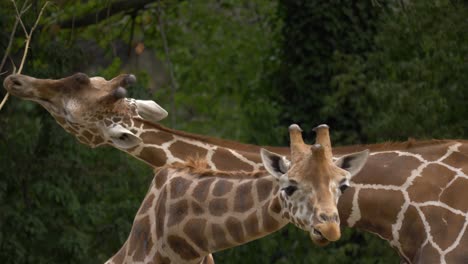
[104,124,369,263]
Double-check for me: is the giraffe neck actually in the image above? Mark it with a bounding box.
[107,167,289,264]
[124,118,288,171]
[337,140,468,263]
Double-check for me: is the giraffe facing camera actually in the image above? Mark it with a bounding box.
[103,124,369,263]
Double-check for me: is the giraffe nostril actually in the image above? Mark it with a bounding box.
[333,213,339,222]
[319,213,329,222]
[12,79,21,86]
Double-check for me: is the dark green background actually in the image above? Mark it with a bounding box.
[1,0,466,263]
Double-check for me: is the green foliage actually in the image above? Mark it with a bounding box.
[261,0,385,144]
[143,0,281,143]
[327,0,468,142]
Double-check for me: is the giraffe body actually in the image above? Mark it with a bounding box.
[337,140,468,264]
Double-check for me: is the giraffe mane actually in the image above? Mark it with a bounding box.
[165,157,267,179]
[333,139,465,155]
[135,117,289,155]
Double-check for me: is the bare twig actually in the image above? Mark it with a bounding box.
[0,0,49,111]
[0,20,18,73]
[18,1,50,74]
[11,1,32,36]
[0,93,10,109]
[0,0,28,73]
[157,0,178,127]
[58,0,153,29]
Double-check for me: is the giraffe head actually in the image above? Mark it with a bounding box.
[261,124,369,246]
[3,73,168,149]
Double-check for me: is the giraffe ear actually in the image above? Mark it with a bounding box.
[106,124,142,149]
[260,148,290,179]
[335,149,369,178]
[135,100,168,123]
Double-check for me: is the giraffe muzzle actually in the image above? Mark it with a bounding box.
[4,75,21,93]
[3,75,34,98]
[310,222,341,246]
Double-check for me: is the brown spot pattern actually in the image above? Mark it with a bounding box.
[155,252,171,264]
[398,205,426,260]
[170,177,192,199]
[169,141,208,160]
[111,242,127,264]
[167,200,189,227]
[183,218,208,251]
[440,178,468,212]
[337,187,355,222]
[209,198,229,216]
[211,224,232,250]
[445,227,468,264]
[140,131,174,145]
[212,180,233,197]
[192,178,215,203]
[167,235,200,260]
[410,143,453,161]
[415,244,440,264]
[128,215,153,262]
[234,182,254,212]
[261,202,280,232]
[356,189,405,240]
[269,196,282,214]
[244,212,260,236]
[211,148,253,171]
[82,130,93,140]
[256,178,273,202]
[138,193,155,215]
[441,149,468,175]
[192,201,205,216]
[155,168,168,189]
[291,205,298,215]
[155,188,167,239]
[421,205,465,250]
[225,217,245,243]
[353,153,419,186]
[407,164,455,203]
[104,119,113,126]
[139,147,167,167]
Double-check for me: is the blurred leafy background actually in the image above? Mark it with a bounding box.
[0,0,466,263]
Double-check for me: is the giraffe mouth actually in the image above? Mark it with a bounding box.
[310,228,330,246]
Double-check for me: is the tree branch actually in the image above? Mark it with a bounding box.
[0,1,49,111]
[157,0,178,128]
[57,0,154,29]
[0,0,29,74]
[17,1,49,74]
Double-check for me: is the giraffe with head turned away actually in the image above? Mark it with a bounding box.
[4,73,468,263]
[104,124,369,264]
[3,72,288,172]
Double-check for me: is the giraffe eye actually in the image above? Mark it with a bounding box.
[282,186,297,196]
[339,184,349,193]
